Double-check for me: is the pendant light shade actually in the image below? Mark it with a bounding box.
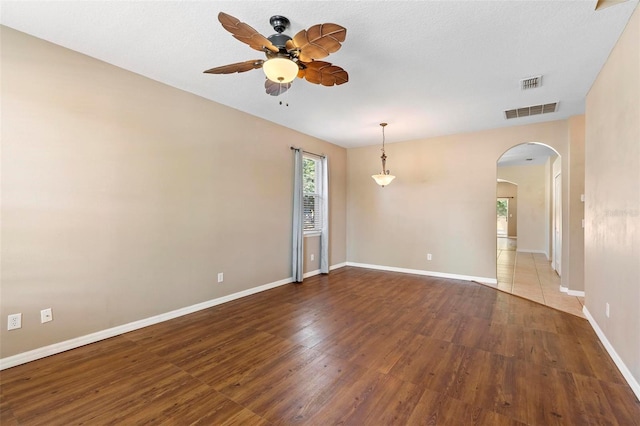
[263,57,299,83]
[371,123,396,187]
[372,173,396,186]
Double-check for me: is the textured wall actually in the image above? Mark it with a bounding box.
[585,6,640,387]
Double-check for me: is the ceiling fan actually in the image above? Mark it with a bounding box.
[204,12,349,96]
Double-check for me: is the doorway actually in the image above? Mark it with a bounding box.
[497,198,509,236]
[496,142,561,303]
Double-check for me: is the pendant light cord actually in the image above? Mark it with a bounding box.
[380,123,388,174]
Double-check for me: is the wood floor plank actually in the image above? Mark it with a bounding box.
[2,267,638,424]
[522,328,597,377]
[224,351,367,423]
[444,347,512,413]
[406,387,526,425]
[0,391,19,426]
[597,379,640,425]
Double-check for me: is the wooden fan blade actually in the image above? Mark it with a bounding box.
[204,59,264,74]
[299,61,348,86]
[286,23,346,62]
[218,12,279,53]
[595,0,629,10]
[265,79,291,96]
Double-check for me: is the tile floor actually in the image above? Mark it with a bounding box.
[497,237,585,317]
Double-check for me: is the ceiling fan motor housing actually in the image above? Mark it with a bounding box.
[267,33,292,52]
[269,15,290,33]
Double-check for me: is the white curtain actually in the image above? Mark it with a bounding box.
[320,156,330,274]
[292,149,304,282]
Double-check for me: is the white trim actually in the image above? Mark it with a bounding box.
[0,262,350,370]
[497,178,518,186]
[304,262,346,278]
[330,262,347,270]
[346,262,497,285]
[516,249,549,259]
[1,276,292,370]
[559,286,585,297]
[583,306,640,400]
[304,269,321,278]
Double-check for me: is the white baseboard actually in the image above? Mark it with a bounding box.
[1,277,298,370]
[303,262,347,278]
[583,306,640,400]
[517,249,549,259]
[559,286,585,297]
[330,262,347,270]
[346,262,497,285]
[0,262,352,370]
[303,269,321,278]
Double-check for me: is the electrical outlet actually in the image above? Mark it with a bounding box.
[427,253,432,261]
[217,272,224,283]
[310,254,315,261]
[7,313,22,330]
[606,303,610,318]
[41,308,53,323]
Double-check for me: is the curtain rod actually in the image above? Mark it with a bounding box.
[290,146,325,158]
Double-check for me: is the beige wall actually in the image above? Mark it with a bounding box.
[585,6,639,387]
[498,165,547,254]
[0,27,347,358]
[568,115,585,292]
[497,182,517,237]
[347,120,575,282]
[303,235,321,273]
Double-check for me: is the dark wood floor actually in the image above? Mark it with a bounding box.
[1,267,639,425]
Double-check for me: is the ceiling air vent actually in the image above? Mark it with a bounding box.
[520,75,542,90]
[504,102,558,120]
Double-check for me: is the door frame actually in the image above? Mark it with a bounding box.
[552,171,562,275]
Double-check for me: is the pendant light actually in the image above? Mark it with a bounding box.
[371,122,396,187]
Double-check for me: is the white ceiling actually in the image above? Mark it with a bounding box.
[1,1,637,149]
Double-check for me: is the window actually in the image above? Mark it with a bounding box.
[303,156,323,233]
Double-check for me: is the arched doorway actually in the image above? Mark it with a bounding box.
[496,142,561,300]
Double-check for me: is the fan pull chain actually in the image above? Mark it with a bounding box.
[278,82,289,107]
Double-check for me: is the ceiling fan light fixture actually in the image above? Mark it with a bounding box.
[263,57,299,83]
